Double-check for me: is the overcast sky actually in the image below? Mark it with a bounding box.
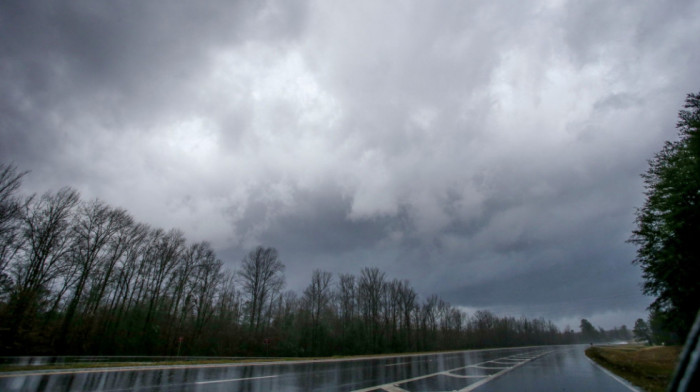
[2,0,699,330]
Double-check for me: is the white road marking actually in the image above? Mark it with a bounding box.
[195,375,278,385]
[585,357,641,392]
[457,352,551,392]
[380,385,410,392]
[351,351,552,392]
[385,359,432,367]
[445,373,488,379]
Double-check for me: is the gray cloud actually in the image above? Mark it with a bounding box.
[2,0,699,329]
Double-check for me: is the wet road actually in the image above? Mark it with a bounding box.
[0,345,638,391]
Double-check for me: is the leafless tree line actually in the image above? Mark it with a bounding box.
[0,163,621,356]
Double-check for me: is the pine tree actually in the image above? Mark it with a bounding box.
[630,92,700,342]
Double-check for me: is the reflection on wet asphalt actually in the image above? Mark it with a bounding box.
[0,345,638,391]
[471,346,638,392]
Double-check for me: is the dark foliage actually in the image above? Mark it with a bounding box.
[630,92,700,343]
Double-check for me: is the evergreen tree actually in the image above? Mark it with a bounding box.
[579,318,598,342]
[630,92,700,342]
[633,318,651,344]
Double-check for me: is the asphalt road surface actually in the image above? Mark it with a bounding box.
[0,345,639,392]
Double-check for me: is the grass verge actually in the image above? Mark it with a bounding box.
[585,344,681,392]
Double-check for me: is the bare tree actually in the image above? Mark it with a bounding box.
[85,208,135,316]
[102,223,149,332]
[142,229,185,332]
[357,267,385,352]
[0,166,579,355]
[336,273,356,321]
[302,269,332,354]
[8,187,79,339]
[215,270,240,327]
[91,222,149,352]
[303,270,333,327]
[0,164,28,295]
[0,164,27,237]
[419,295,439,350]
[166,241,206,336]
[334,273,356,352]
[190,244,223,342]
[238,246,284,333]
[397,280,416,350]
[57,200,132,348]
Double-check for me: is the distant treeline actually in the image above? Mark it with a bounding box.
[0,164,629,356]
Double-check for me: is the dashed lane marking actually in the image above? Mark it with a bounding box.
[473,365,510,369]
[385,359,432,367]
[195,375,278,385]
[444,373,489,379]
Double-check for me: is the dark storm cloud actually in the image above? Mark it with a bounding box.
[1,0,307,174]
[2,0,699,328]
